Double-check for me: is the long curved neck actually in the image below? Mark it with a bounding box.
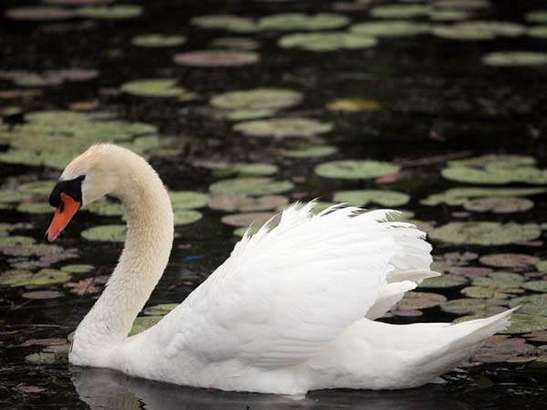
[71,153,174,365]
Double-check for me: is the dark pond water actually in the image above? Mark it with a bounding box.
[1,0,547,408]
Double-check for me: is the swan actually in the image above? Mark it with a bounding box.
[46,143,515,395]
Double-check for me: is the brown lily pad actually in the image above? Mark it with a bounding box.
[221,212,276,227]
[396,291,447,311]
[174,50,259,67]
[208,194,288,212]
[479,253,539,269]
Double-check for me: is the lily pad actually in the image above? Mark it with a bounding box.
[510,294,547,316]
[86,198,123,216]
[350,21,429,37]
[421,187,546,206]
[190,15,258,33]
[280,145,337,158]
[81,225,126,242]
[327,98,381,112]
[0,269,71,288]
[396,291,446,310]
[19,181,54,195]
[17,202,51,214]
[278,32,377,51]
[143,303,178,316]
[430,222,541,245]
[369,4,431,19]
[463,197,533,213]
[419,274,468,289]
[482,51,547,67]
[170,191,208,210]
[209,177,293,196]
[461,286,509,299]
[441,298,507,315]
[473,336,537,363]
[315,160,400,180]
[208,194,288,212]
[61,264,94,273]
[132,34,186,48]
[22,290,64,300]
[129,316,162,336]
[77,5,142,19]
[432,21,525,40]
[174,51,259,67]
[6,7,76,21]
[121,79,195,100]
[210,37,260,50]
[504,314,547,334]
[523,281,547,293]
[525,10,547,24]
[479,253,539,269]
[234,117,332,138]
[528,26,547,39]
[210,88,302,111]
[221,212,276,227]
[333,190,409,207]
[174,210,202,226]
[258,13,349,31]
[196,161,278,177]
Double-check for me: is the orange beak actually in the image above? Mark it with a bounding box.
[46,193,81,242]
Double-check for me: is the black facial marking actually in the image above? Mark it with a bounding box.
[48,175,85,208]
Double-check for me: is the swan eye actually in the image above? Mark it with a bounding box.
[49,175,85,208]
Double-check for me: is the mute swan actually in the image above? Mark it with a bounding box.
[46,144,515,395]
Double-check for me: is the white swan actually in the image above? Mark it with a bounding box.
[46,144,515,395]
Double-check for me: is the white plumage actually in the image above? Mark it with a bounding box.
[58,144,514,395]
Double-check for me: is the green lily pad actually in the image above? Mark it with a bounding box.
[435,0,489,9]
[174,50,259,67]
[77,5,142,19]
[482,51,547,66]
[432,21,526,40]
[25,352,59,365]
[525,10,547,23]
[210,88,302,111]
[196,161,278,177]
[430,9,470,21]
[430,222,541,245]
[537,260,547,272]
[22,290,64,300]
[210,37,260,50]
[190,15,258,33]
[463,197,534,213]
[461,286,510,299]
[209,177,294,196]
[0,269,71,288]
[129,316,162,336]
[86,198,123,216]
[222,109,275,121]
[421,187,546,206]
[0,236,36,246]
[350,20,429,37]
[528,26,547,39]
[121,79,195,100]
[18,181,54,196]
[258,13,349,31]
[174,210,202,226]
[523,281,547,293]
[333,190,409,207]
[278,32,377,51]
[419,274,468,289]
[81,225,126,242]
[315,160,400,180]
[369,4,431,19]
[479,253,539,269]
[326,98,381,112]
[504,314,547,334]
[221,212,276,228]
[143,303,178,316]
[234,117,332,138]
[280,145,337,158]
[441,155,547,185]
[61,264,94,274]
[170,191,208,210]
[132,34,186,48]
[396,291,446,310]
[208,194,288,212]
[510,294,547,316]
[17,202,51,214]
[441,298,507,315]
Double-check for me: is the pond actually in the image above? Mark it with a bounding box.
[1,0,547,408]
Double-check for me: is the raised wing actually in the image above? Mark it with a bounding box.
[154,203,433,368]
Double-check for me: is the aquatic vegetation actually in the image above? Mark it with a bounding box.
[278,32,377,51]
[210,88,302,111]
[173,50,259,66]
[121,79,195,100]
[280,145,337,158]
[234,117,332,138]
[209,177,293,196]
[482,51,547,66]
[432,21,526,40]
[131,34,186,48]
[326,98,381,111]
[430,222,541,245]
[81,225,126,242]
[315,160,400,180]
[333,190,410,207]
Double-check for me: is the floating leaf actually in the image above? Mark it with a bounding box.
[208,194,288,212]
[397,291,446,310]
[191,15,258,33]
[210,88,302,111]
[433,21,525,40]
[278,32,376,51]
[280,145,337,158]
[441,298,507,315]
[258,13,349,31]
[210,37,260,50]
[77,5,142,19]
[461,286,509,299]
[479,253,539,269]
[419,274,468,289]
[504,314,547,334]
[333,190,409,207]
[170,191,208,210]
[64,278,101,295]
[234,117,332,138]
[86,198,123,216]
[430,222,541,245]
[209,177,293,196]
[510,294,547,316]
[6,7,76,21]
[129,316,162,336]
[17,202,51,214]
[221,212,275,227]
[528,26,547,39]
[525,10,547,24]
[369,4,431,19]
[143,304,178,316]
[482,51,547,67]
[350,21,429,37]
[421,187,545,206]
[61,264,94,273]
[174,210,202,226]
[121,79,195,100]
[0,269,71,288]
[81,225,125,242]
[174,51,259,67]
[131,34,186,48]
[18,181,54,195]
[463,197,533,213]
[523,281,547,293]
[327,98,381,112]
[473,336,536,363]
[315,160,400,180]
[22,290,64,300]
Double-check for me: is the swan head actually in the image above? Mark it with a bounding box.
[46,144,126,241]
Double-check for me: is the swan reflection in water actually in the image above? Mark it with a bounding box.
[71,366,471,410]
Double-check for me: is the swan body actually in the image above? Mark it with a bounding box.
[48,144,514,395]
